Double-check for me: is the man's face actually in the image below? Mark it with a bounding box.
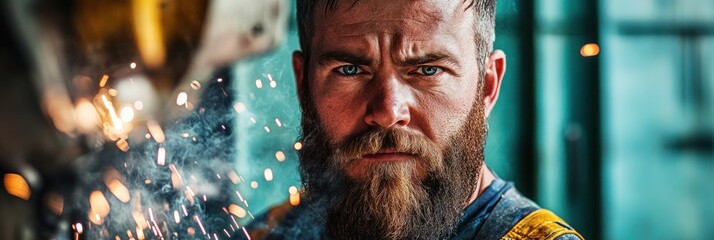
[304,0,481,175]
[293,0,504,239]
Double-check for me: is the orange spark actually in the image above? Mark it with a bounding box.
[4,173,31,201]
[233,102,246,113]
[176,92,188,106]
[275,151,286,162]
[157,147,166,166]
[45,192,64,215]
[191,80,202,90]
[146,120,165,143]
[169,164,183,189]
[227,171,240,184]
[89,191,111,218]
[228,204,247,218]
[116,138,130,152]
[88,209,105,225]
[264,168,274,182]
[580,43,600,57]
[99,74,109,87]
[290,192,301,206]
[132,192,149,230]
[106,179,131,203]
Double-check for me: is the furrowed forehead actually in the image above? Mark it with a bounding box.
[299,0,481,50]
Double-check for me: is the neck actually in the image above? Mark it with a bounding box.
[465,164,496,207]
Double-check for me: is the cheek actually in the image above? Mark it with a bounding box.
[307,69,360,144]
[417,80,480,145]
[420,102,470,146]
[312,90,365,144]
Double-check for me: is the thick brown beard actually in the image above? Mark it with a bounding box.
[298,83,487,240]
[326,127,444,239]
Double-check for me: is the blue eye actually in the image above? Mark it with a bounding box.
[337,65,362,75]
[419,66,440,76]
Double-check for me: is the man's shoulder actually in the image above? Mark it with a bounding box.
[475,186,584,240]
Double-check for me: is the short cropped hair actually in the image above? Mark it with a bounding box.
[295,0,497,68]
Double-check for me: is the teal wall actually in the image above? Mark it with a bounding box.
[230,25,303,222]
[600,0,714,239]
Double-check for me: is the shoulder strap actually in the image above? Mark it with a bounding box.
[501,209,584,240]
[474,187,539,239]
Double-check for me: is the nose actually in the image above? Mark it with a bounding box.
[363,75,412,128]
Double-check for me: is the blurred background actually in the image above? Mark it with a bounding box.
[1,0,713,239]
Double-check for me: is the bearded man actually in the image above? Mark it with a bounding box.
[246,0,583,239]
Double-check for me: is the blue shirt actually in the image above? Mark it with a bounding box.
[452,178,582,239]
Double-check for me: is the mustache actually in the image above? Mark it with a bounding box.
[333,127,442,165]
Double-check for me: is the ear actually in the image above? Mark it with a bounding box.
[483,50,506,119]
[292,51,306,107]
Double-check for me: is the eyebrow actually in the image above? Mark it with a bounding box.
[316,51,461,69]
[401,53,461,68]
[317,51,373,66]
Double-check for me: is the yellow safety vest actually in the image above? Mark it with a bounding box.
[501,209,585,240]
